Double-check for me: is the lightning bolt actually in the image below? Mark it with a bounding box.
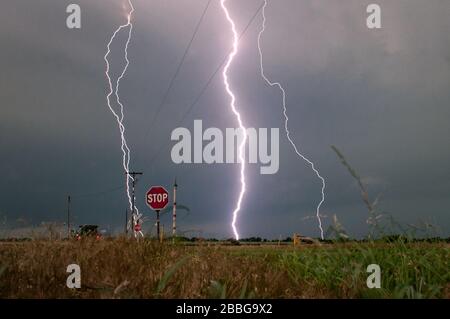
[104,0,142,237]
[220,0,247,241]
[257,0,326,240]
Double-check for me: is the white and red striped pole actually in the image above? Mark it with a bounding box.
[172,178,178,237]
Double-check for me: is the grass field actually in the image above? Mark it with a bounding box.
[0,239,448,299]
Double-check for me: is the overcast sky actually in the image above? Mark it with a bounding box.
[0,0,449,239]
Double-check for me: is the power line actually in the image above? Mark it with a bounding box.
[140,0,212,155]
[179,0,265,125]
[146,1,265,168]
[71,185,125,199]
[63,2,212,220]
[68,1,264,199]
[13,184,125,199]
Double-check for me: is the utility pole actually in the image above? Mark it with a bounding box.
[67,195,71,239]
[125,208,128,235]
[172,178,177,237]
[126,171,143,236]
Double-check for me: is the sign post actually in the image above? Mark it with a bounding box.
[146,186,169,242]
[156,210,160,241]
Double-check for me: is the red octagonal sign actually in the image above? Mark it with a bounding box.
[146,186,169,211]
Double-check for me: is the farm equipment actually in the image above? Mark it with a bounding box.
[74,225,102,240]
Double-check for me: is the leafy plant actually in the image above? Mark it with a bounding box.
[155,256,190,296]
[208,280,227,299]
[0,265,6,278]
[325,214,349,241]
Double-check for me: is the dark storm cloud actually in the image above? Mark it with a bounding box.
[0,0,449,238]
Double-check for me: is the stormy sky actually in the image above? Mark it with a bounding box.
[0,0,449,239]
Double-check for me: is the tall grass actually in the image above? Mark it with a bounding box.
[0,239,304,298]
[279,242,449,298]
[0,239,448,298]
[330,145,441,240]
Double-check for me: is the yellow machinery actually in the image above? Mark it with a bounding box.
[293,233,301,246]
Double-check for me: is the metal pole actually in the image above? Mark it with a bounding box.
[156,210,160,242]
[125,208,128,235]
[131,177,136,235]
[172,178,177,237]
[125,171,143,237]
[67,195,71,239]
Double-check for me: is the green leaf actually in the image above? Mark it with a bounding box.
[239,279,248,299]
[0,265,6,278]
[156,256,189,295]
[209,280,227,299]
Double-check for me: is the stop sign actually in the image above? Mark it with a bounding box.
[146,186,169,211]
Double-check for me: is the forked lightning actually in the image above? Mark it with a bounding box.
[220,0,248,241]
[104,0,142,237]
[257,0,326,239]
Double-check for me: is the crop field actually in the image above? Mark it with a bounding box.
[0,239,448,299]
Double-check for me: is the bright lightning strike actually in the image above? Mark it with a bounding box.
[104,0,142,237]
[220,0,247,241]
[257,0,326,240]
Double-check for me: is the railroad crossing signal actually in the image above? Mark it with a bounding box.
[134,223,141,232]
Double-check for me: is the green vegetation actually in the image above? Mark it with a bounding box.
[279,242,449,298]
[0,239,448,298]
